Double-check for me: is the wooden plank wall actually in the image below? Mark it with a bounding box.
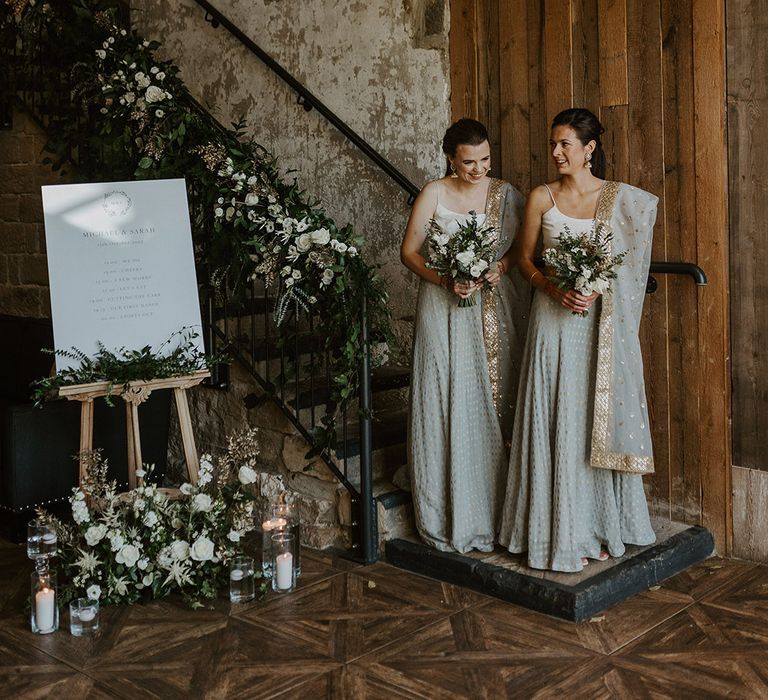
[449,0,731,551]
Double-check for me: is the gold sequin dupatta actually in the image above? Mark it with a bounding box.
[481,179,505,421]
[590,182,658,474]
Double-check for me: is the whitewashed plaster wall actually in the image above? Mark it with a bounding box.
[130,0,452,352]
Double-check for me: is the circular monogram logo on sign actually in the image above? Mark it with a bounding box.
[102,190,133,217]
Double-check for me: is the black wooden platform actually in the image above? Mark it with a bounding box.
[385,524,714,622]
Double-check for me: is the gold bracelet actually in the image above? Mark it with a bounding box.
[529,269,542,285]
[497,260,507,275]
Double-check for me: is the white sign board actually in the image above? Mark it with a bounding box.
[42,178,204,371]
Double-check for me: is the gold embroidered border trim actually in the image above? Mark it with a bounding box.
[482,179,504,419]
[589,182,654,474]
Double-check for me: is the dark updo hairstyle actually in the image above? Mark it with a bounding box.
[442,118,489,176]
[551,108,606,179]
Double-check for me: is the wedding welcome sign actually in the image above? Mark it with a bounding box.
[41,178,203,371]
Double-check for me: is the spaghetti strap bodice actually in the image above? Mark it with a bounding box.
[541,183,594,247]
[433,181,487,235]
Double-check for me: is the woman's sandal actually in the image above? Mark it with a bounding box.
[581,550,610,567]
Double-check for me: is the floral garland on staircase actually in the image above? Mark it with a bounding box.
[5,0,392,449]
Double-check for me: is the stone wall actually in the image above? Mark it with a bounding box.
[0,108,64,318]
[130,0,452,357]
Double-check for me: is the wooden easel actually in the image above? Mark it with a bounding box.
[59,369,210,489]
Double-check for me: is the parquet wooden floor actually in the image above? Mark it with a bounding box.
[0,537,766,699]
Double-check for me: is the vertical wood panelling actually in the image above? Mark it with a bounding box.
[449,0,731,552]
[481,0,502,174]
[498,0,531,192]
[450,0,481,120]
[543,0,574,181]
[661,0,699,522]
[728,0,768,472]
[692,0,731,551]
[571,0,600,113]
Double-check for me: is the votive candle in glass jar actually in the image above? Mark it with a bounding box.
[27,519,57,562]
[271,532,296,593]
[31,570,58,634]
[229,556,256,604]
[261,517,287,577]
[272,497,301,577]
[69,597,99,636]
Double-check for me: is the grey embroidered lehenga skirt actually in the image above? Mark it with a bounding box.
[498,291,656,572]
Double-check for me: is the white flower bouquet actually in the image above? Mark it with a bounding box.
[41,430,266,608]
[424,211,499,307]
[542,223,627,316]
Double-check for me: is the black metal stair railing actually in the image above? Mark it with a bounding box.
[1,3,381,563]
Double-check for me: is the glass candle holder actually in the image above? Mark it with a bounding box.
[261,517,287,577]
[69,597,99,636]
[271,502,301,577]
[30,569,58,634]
[229,556,256,604]
[271,532,296,593]
[27,519,57,562]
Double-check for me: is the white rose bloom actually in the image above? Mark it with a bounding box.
[281,265,292,276]
[238,464,257,485]
[592,277,610,294]
[116,544,141,568]
[157,548,173,569]
[295,218,309,232]
[336,242,348,254]
[124,92,136,104]
[133,498,146,510]
[144,85,165,103]
[348,246,357,256]
[155,109,164,118]
[143,511,158,527]
[476,259,489,272]
[134,72,150,89]
[150,66,159,74]
[245,192,259,206]
[192,493,213,512]
[198,470,212,487]
[180,482,194,495]
[310,228,330,245]
[285,278,294,287]
[190,535,215,562]
[84,524,107,546]
[72,503,90,525]
[321,269,335,286]
[580,267,593,280]
[110,533,124,552]
[157,71,166,81]
[470,265,482,278]
[96,49,106,59]
[171,517,183,529]
[291,269,302,280]
[247,175,258,185]
[73,490,85,501]
[137,558,149,571]
[214,207,224,218]
[86,584,101,600]
[456,250,475,267]
[171,540,190,560]
[227,530,241,543]
[296,233,313,252]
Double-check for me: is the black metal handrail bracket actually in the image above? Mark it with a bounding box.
[193,0,420,204]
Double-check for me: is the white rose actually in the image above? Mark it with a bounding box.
[144,85,165,103]
[157,71,166,81]
[321,269,334,286]
[124,91,136,104]
[137,558,149,571]
[180,483,194,495]
[347,246,357,256]
[150,66,159,74]
[310,228,330,245]
[470,265,482,278]
[456,251,475,267]
[143,511,158,527]
[295,233,313,252]
[214,207,224,218]
[238,465,257,485]
[592,278,610,294]
[476,259,489,272]
[110,533,124,552]
[134,72,150,89]
[86,584,101,600]
[190,535,215,562]
[291,269,302,280]
[157,548,173,569]
[171,540,190,560]
[247,175,257,185]
[116,544,141,568]
[72,502,90,524]
[245,192,259,206]
[192,493,213,512]
[155,109,164,118]
[84,524,107,546]
[96,49,106,59]
[336,242,348,254]
[227,530,241,542]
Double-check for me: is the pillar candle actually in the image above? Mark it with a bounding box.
[276,552,293,589]
[35,587,55,631]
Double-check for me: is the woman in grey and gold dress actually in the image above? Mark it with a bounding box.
[401,119,528,553]
[499,108,657,572]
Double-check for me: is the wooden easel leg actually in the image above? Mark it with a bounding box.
[78,399,94,485]
[174,387,199,484]
[125,401,143,490]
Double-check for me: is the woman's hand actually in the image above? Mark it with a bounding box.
[545,284,599,314]
[444,277,481,300]
[483,260,506,288]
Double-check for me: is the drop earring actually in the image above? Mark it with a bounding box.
[450,162,456,174]
[584,152,592,169]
